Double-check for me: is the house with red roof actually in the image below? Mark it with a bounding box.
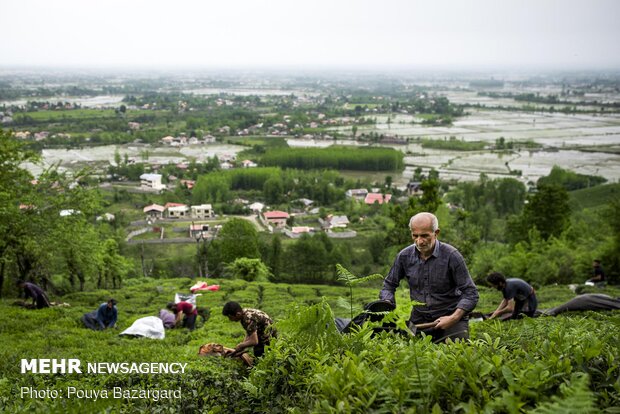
[364,193,392,205]
[143,204,165,219]
[263,210,290,228]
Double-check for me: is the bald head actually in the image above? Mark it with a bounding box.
[409,212,439,232]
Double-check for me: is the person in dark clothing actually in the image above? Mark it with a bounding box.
[586,259,606,287]
[82,298,118,330]
[167,301,197,330]
[487,272,537,319]
[17,280,51,309]
[222,301,277,357]
[379,212,479,343]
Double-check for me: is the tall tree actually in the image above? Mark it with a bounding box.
[209,218,259,275]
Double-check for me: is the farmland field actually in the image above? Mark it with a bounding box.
[1,278,618,413]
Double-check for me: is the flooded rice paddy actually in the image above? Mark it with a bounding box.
[31,90,620,185]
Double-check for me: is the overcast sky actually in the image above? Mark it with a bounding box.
[2,0,619,70]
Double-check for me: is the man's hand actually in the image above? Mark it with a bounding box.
[434,315,458,330]
[228,346,244,358]
[434,308,465,330]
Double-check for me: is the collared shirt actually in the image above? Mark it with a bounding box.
[379,240,479,321]
[241,308,277,345]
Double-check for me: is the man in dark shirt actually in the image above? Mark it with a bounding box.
[82,298,118,330]
[586,259,606,287]
[17,280,51,309]
[379,212,479,343]
[96,299,118,329]
[223,301,277,357]
[167,301,198,330]
[487,272,537,319]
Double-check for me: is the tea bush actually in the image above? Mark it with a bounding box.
[1,278,618,413]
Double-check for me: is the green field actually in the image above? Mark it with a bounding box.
[569,182,620,211]
[1,278,619,413]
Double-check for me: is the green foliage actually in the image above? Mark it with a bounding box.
[209,218,260,274]
[538,165,606,191]
[447,176,527,218]
[420,137,487,151]
[569,182,620,211]
[260,146,404,171]
[531,373,597,414]
[508,185,571,243]
[224,257,272,282]
[336,264,384,320]
[1,278,619,413]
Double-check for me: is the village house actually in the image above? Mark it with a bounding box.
[191,204,215,219]
[249,202,265,214]
[407,181,423,197]
[263,210,290,228]
[294,198,314,208]
[167,204,189,219]
[291,226,312,234]
[365,193,392,205]
[140,173,166,190]
[345,188,368,200]
[160,136,175,145]
[14,131,30,139]
[143,204,165,219]
[241,159,258,168]
[189,223,210,239]
[180,179,195,190]
[323,215,349,229]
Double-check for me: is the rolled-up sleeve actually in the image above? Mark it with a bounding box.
[450,251,479,312]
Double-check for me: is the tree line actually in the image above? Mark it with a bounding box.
[259,147,404,171]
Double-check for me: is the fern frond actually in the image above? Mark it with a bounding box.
[349,273,384,285]
[336,264,356,284]
[336,296,352,311]
[531,373,596,414]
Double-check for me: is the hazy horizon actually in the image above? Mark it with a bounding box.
[2,0,620,71]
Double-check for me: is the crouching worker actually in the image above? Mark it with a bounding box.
[222,301,277,358]
[487,272,537,319]
[17,280,51,309]
[82,298,118,330]
[167,301,197,331]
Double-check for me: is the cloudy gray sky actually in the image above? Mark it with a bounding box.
[2,0,619,70]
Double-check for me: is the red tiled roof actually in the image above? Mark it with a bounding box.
[364,193,392,205]
[143,204,165,212]
[164,202,186,209]
[263,210,290,219]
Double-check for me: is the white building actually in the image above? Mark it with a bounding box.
[191,204,215,219]
[167,205,190,218]
[140,173,166,190]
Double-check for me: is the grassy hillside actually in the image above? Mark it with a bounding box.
[569,182,620,210]
[1,278,619,413]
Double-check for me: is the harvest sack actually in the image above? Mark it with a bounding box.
[119,316,165,339]
[335,300,406,335]
[190,281,221,292]
[175,293,199,304]
[542,294,620,316]
[198,342,253,367]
